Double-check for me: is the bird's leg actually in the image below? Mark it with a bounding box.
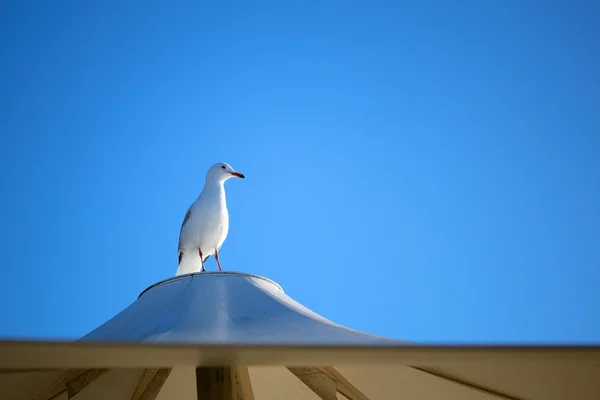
[214,248,223,271]
[198,249,206,272]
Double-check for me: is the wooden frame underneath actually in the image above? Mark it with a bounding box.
[130,368,172,400]
[287,366,372,400]
[196,366,255,400]
[32,368,108,400]
[234,366,255,400]
[288,367,337,400]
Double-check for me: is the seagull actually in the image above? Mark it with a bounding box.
[176,162,245,275]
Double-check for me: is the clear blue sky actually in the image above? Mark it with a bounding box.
[0,1,598,344]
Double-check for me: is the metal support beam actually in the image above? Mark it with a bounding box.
[196,367,237,400]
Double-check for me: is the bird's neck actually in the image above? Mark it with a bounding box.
[200,180,226,202]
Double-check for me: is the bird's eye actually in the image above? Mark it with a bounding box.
[221,166,226,169]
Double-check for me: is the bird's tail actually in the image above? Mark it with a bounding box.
[176,249,205,276]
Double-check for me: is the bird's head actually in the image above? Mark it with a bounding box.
[206,162,245,183]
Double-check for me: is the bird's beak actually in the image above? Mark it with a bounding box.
[231,171,245,179]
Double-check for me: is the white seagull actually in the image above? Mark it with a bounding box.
[176,162,245,275]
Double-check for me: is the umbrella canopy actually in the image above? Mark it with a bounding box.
[80,272,405,345]
[0,272,598,400]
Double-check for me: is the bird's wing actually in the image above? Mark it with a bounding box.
[177,205,213,265]
[177,207,192,245]
[180,208,192,230]
[177,207,193,264]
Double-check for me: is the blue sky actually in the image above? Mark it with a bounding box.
[0,1,598,344]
